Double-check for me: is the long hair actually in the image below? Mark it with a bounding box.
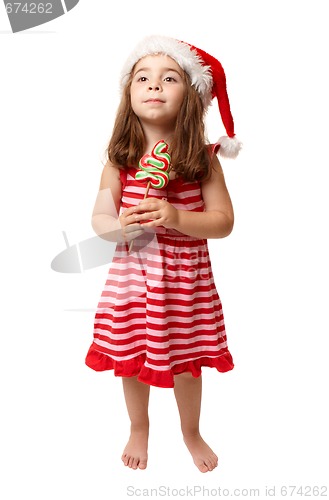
[107,71,212,182]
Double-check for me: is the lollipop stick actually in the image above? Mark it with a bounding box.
[129,181,151,252]
[144,181,151,198]
[128,240,134,252]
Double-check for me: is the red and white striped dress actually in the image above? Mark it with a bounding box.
[85,165,234,388]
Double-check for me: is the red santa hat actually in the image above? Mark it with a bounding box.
[121,35,242,159]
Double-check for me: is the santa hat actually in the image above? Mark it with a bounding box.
[121,35,242,159]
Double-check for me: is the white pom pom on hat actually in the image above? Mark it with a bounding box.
[121,35,242,159]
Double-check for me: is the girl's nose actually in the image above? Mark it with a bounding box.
[148,82,162,91]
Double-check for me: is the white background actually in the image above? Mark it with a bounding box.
[1,1,328,498]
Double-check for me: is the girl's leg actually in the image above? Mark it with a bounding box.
[173,372,218,472]
[121,376,150,470]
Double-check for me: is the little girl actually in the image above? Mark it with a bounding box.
[85,35,241,473]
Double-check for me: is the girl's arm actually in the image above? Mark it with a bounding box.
[92,162,144,242]
[134,155,234,239]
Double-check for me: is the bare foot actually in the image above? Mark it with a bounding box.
[183,433,218,472]
[121,428,148,470]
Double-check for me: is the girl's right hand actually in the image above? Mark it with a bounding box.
[119,206,145,242]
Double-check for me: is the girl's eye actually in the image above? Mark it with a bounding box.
[137,76,148,82]
[164,77,176,82]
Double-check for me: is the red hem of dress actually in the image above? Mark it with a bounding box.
[85,345,234,388]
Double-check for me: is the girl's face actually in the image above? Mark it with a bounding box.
[130,54,186,129]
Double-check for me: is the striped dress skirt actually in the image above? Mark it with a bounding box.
[85,167,234,388]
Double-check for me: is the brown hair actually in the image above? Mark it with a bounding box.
[106,71,212,182]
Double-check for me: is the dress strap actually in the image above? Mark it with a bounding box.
[119,168,128,190]
[208,143,220,158]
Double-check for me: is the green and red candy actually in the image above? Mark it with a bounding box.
[135,140,171,195]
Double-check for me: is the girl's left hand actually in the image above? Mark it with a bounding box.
[133,198,179,229]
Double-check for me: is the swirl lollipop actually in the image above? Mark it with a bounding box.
[129,140,171,252]
[135,140,171,197]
